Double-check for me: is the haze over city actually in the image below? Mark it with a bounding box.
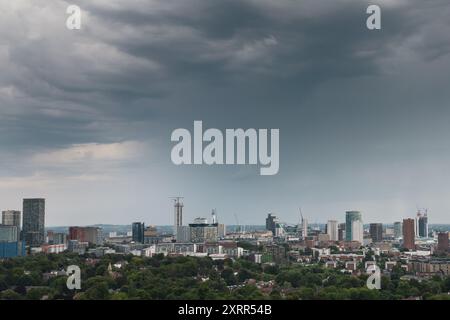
[1,0,450,226]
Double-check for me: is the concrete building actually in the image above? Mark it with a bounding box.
[23,198,45,247]
[47,230,67,245]
[338,223,346,241]
[369,223,383,243]
[437,232,449,254]
[176,225,191,242]
[69,226,102,245]
[351,220,364,244]
[2,210,21,238]
[408,259,450,276]
[394,221,403,238]
[0,225,19,242]
[190,223,218,243]
[327,220,339,241]
[403,218,416,250]
[173,198,184,239]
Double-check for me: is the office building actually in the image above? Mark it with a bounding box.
[132,222,145,243]
[338,223,346,241]
[69,226,102,245]
[403,218,415,250]
[189,214,223,243]
[418,213,428,238]
[351,220,364,244]
[437,232,449,254]
[327,220,339,241]
[176,225,191,242]
[0,241,26,258]
[2,210,21,238]
[394,221,403,238]
[0,225,19,242]
[346,211,363,242]
[369,223,383,243]
[22,198,45,247]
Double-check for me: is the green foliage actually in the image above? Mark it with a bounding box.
[0,252,449,300]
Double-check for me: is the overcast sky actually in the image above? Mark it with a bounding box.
[1,0,450,226]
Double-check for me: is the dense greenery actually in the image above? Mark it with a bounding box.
[0,253,449,300]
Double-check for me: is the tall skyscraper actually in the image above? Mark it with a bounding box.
[394,221,403,238]
[345,211,362,242]
[172,197,184,238]
[418,214,428,238]
[369,223,383,243]
[2,210,21,238]
[402,218,415,250]
[132,222,145,243]
[22,198,45,247]
[301,218,308,239]
[338,223,346,241]
[351,220,364,244]
[437,232,449,254]
[327,220,339,241]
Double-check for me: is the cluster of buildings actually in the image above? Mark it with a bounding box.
[120,200,229,259]
[0,199,45,258]
[0,198,107,257]
[1,197,449,281]
[261,210,449,278]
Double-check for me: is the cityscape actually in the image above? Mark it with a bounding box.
[0,197,449,300]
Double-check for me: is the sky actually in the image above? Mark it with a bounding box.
[1,0,450,226]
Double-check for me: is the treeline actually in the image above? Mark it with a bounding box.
[0,253,449,300]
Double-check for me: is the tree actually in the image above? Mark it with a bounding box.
[221,268,237,286]
[0,289,22,300]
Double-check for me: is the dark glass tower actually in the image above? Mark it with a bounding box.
[22,198,45,247]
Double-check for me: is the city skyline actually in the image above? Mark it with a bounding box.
[2,1,450,226]
[2,196,450,227]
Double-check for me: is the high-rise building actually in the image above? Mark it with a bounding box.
[369,223,383,243]
[394,221,403,238]
[351,220,364,244]
[2,210,21,237]
[437,232,449,254]
[22,198,45,247]
[402,218,415,250]
[345,211,362,242]
[0,225,19,242]
[266,213,279,236]
[301,218,308,239]
[132,222,145,243]
[338,223,346,241]
[173,197,184,238]
[189,216,222,243]
[418,213,428,238]
[176,225,191,242]
[327,220,339,241]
